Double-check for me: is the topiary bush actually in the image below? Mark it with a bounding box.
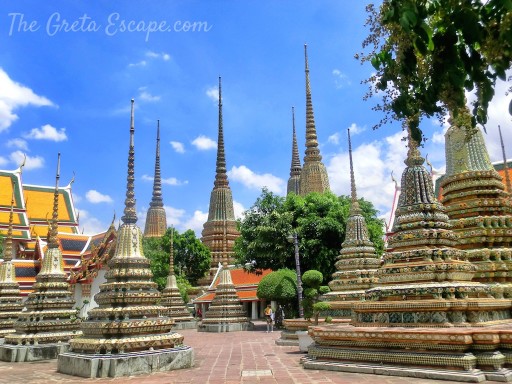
[302,270,323,288]
[257,268,298,303]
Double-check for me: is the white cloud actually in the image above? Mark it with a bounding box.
[6,138,28,151]
[138,86,160,102]
[332,68,351,89]
[9,151,43,170]
[328,132,340,145]
[192,135,217,150]
[170,141,185,153]
[0,156,8,167]
[182,210,208,236]
[328,131,407,221]
[145,51,171,61]
[85,190,113,204]
[128,60,147,67]
[233,200,246,220]
[76,209,108,234]
[0,68,54,132]
[24,124,67,141]
[206,86,219,102]
[228,165,285,194]
[142,174,188,186]
[348,122,365,135]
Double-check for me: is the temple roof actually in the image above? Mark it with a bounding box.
[193,267,272,303]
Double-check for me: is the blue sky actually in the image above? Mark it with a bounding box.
[0,1,510,236]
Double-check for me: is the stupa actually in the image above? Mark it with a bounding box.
[287,106,301,195]
[302,125,512,382]
[201,77,240,281]
[1,154,81,362]
[199,262,250,332]
[58,100,193,378]
[0,183,24,337]
[161,230,196,329]
[144,120,167,238]
[440,122,512,298]
[299,44,330,195]
[324,129,380,317]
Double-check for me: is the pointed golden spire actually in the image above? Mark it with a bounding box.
[3,182,16,262]
[287,106,302,195]
[404,121,424,167]
[499,125,511,193]
[214,77,229,189]
[150,120,164,208]
[48,153,61,249]
[122,99,137,224]
[303,43,321,163]
[347,128,362,215]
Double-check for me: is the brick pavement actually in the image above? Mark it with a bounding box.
[0,321,503,384]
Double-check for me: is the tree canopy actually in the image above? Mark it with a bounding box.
[360,0,512,140]
[256,268,298,303]
[234,189,385,282]
[142,227,211,289]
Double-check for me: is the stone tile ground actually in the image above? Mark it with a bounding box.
[0,321,503,384]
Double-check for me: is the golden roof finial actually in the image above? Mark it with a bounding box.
[48,153,60,249]
[122,99,137,224]
[17,153,26,174]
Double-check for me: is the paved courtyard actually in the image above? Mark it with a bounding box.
[0,321,503,384]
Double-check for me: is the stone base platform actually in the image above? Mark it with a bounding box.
[0,342,70,362]
[198,322,253,333]
[301,356,489,383]
[57,346,194,378]
[171,320,198,330]
[275,330,299,346]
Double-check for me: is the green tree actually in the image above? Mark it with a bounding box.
[301,270,330,322]
[162,228,211,286]
[142,227,211,289]
[235,189,385,282]
[256,268,298,304]
[361,1,512,140]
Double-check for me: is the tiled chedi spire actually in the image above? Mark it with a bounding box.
[287,106,301,195]
[299,44,330,196]
[5,153,81,345]
[202,262,248,325]
[440,124,512,297]
[69,99,183,354]
[350,126,505,326]
[499,125,511,194]
[201,77,240,275]
[326,129,380,301]
[161,229,194,322]
[0,183,24,336]
[144,120,167,238]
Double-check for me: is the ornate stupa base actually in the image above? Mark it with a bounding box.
[0,342,70,362]
[57,346,194,378]
[198,320,253,333]
[171,320,198,330]
[275,330,299,346]
[303,322,512,382]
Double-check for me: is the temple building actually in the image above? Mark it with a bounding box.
[287,107,301,195]
[439,124,512,297]
[0,184,24,336]
[201,77,240,281]
[58,99,193,378]
[198,262,251,332]
[194,265,272,320]
[324,129,380,316]
[1,154,82,362]
[299,44,330,195]
[144,120,168,238]
[161,230,196,329]
[302,127,512,382]
[0,162,83,295]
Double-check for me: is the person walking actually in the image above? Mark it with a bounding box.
[275,305,285,328]
[264,304,274,333]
